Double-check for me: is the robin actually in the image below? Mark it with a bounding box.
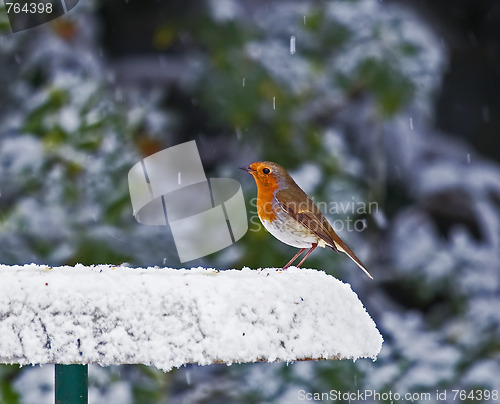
[241,161,373,279]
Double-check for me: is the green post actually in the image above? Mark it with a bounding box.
[55,364,88,404]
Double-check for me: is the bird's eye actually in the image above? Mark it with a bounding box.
[262,168,271,174]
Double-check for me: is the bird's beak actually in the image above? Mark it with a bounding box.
[239,166,252,173]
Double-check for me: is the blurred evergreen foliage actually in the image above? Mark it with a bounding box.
[0,366,20,403]
[0,4,10,34]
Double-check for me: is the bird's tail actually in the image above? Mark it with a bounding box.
[331,243,373,280]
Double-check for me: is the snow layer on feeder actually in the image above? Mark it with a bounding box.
[0,265,382,371]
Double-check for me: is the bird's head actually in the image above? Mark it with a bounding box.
[240,161,293,191]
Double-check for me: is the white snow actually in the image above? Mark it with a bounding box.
[0,265,382,371]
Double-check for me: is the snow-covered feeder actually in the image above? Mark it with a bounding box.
[0,265,382,371]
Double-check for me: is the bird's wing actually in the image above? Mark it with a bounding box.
[276,189,373,279]
[275,189,338,251]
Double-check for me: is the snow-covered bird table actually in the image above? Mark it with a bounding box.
[0,265,382,370]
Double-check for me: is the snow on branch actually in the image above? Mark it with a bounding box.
[0,265,382,371]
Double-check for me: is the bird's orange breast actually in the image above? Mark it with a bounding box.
[254,180,279,222]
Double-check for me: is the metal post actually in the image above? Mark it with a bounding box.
[55,364,88,404]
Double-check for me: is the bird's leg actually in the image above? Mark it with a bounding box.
[282,248,306,269]
[295,243,318,268]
